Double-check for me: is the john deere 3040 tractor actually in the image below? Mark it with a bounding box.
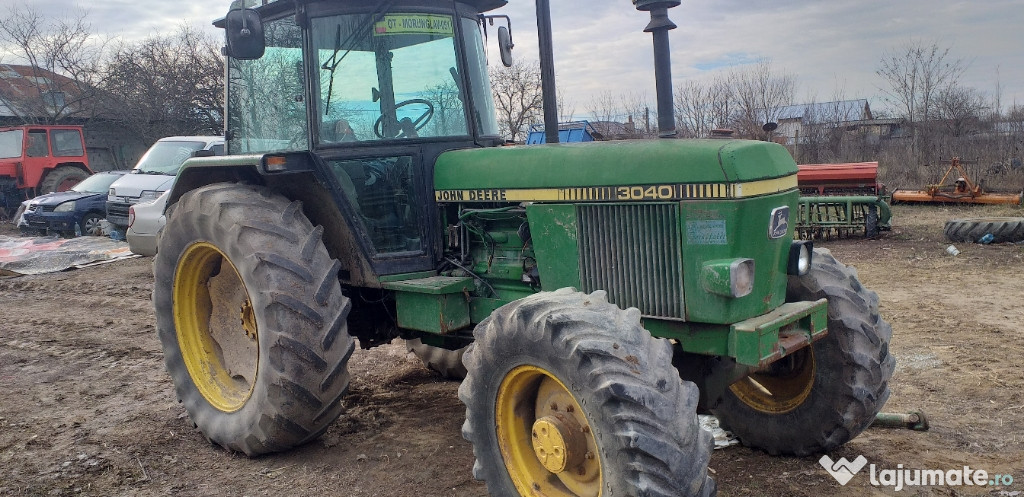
[153,1,895,495]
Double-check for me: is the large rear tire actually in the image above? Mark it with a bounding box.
[712,248,895,456]
[406,338,467,380]
[460,289,715,497]
[39,166,88,193]
[154,183,354,456]
[944,217,1024,244]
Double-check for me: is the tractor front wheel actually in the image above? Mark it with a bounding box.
[712,248,895,456]
[460,289,715,497]
[153,183,354,455]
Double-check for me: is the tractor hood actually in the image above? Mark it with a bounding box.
[434,139,798,203]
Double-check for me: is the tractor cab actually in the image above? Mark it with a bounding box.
[223,0,503,153]
[219,0,506,270]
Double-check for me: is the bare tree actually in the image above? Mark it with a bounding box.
[489,59,542,142]
[586,91,619,124]
[423,80,466,136]
[0,5,105,123]
[586,90,654,139]
[101,26,225,140]
[933,85,987,138]
[877,41,965,160]
[674,77,731,138]
[728,60,795,140]
[877,41,965,124]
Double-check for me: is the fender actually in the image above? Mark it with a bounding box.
[166,152,379,287]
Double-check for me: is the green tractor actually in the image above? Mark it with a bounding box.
[153,1,895,495]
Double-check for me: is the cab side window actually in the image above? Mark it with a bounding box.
[26,130,49,157]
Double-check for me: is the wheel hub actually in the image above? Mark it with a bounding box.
[531,413,586,473]
[174,242,259,413]
[496,365,602,496]
[240,300,257,339]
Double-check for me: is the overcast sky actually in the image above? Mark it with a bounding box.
[7,0,1024,120]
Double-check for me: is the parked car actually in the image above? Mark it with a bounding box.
[106,136,224,230]
[18,171,128,237]
[125,190,168,256]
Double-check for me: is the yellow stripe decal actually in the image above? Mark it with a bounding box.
[435,175,797,203]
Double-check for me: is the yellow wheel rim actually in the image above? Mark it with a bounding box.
[173,242,258,413]
[729,348,816,414]
[496,365,602,496]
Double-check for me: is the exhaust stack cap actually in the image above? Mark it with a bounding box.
[633,0,680,11]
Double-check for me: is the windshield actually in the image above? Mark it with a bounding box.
[0,129,24,159]
[313,12,468,143]
[72,173,123,194]
[135,141,207,174]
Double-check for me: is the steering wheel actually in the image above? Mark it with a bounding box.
[374,99,435,138]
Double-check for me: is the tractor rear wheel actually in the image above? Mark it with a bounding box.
[39,166,88,193]
[406,338,467,380]
[944,217,1024,244]
[153,183,354,456]
[460,289,715,497]
[712,248,895,456]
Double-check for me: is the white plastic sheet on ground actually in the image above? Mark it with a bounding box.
[699,415,739,449]
[0,235,138,276]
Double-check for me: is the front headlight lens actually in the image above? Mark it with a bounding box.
[788,241,813,276]
[54,201,76,212]
[701,258,755,298]
[729,259,755,298]
[139,190,162,203]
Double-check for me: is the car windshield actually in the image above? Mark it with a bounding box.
[0,129,24,159]
[135,141,207,174]
[72,173,123,193]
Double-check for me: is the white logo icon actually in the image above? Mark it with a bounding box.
[819,455,868,485]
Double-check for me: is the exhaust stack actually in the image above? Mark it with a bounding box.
[634,0,679,138]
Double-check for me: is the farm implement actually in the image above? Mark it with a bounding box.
[892,157,1024,205]
[796,162,891,239]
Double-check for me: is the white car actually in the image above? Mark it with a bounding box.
[126,190,168,256]
[106,136,224,231]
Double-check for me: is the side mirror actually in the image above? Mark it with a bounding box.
[225,8,265,60]
[497,26,514,67]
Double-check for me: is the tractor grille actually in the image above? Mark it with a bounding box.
[577,204,684,319]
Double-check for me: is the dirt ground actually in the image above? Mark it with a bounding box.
[1,203,1022,497]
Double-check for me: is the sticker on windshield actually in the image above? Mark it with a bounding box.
[374,15,453,36]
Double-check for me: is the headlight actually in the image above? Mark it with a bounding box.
[109,188,116,196]
[788,241,813,276]
[139,190,163,202]
[701,258,755,298]
[54,201,76,212]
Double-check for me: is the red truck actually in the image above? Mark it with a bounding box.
[0,124,92,215]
